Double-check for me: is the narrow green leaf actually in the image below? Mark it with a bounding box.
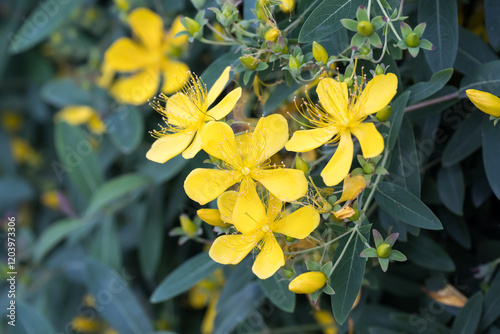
[399,235,455,271]
[485,0,500,51]
[107,108,144,154]
[151,252,223,302]
[482,116,500,200]
[331,224,370,325]
[17,302,56,334]
[382,91,410,151]
[139,155,189,184]
[375,182,443,230]
[455,27,498,75]
[201,50,240,88]
[442,111,483,167]
[299,0,364,43]
[140,192,164,280]
[437,165,465,216]
[86,258,154,333]
[40,78,94,107]
[418,0,458,72]
[451,291,482,334]
[34,219,83,262]
[263,82,300,115]
[259,272,296,313]
[407,68,454,105]
[480,274,500,330]
[89,217,122,271]
[460,60,500,98]
[9,0,84,54]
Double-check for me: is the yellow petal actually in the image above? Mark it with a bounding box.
[55,106,95,125]
[321,131,353,186]
[273,206,320,239]
[166,92,197,126]
[313,310,338,334]
[88,114,106,134]
[358,73,398,116]
[111,67,160,105]
[317,78,348,115]
[168,16,189,48]
[466,89,500,117]
[206,88,241,120]
[128,8,163,50]
[197,209,230,227]
[161,60,190,95]
[201,121,242,167]
[288,271,327,294]
[217,190,238,223]
[252,114,289,162]
[285,127,336,152]
[201,296,218,334]
[184,168,241,205]
[253,168,308,202]
[233,178,267,234]
[252,234,284,279]
[350,122,384,158]
[266,194,283,223]
[335,174,366,204]
[104,38,153,71]
[146,132,194,163]
[333,206,355,219]
[182,130,202,159]
[206,66,231,107]
[209,234,258,265]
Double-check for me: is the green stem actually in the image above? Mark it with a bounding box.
[362,149,390,212]
[376,0,402,41]
[199,37,239,46]
[284,0,321,33]
[284,229,352,255]
[405,91,460,112]
[330,227,356,274]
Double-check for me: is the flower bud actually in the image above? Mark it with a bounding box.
[295,155,309,173]
[376,105,392,122]
[239,55,259,70]
[212,23,226,42]
[363,163,374,174]
[289,54,301,69]
[180,214,198,237]
[405,32,420,48]
[284,268,295,278]
[359,44,371,55]
[279,0,295,13]
[312,41,329,63]
[347,208,360,221]
[357,21,374,37]
[265,27,280,42]
[376,243,392,258]
[182,17,200,36]
[322,202,333,213]
[375,64,384,75]
[289,271,327,294]
[285,236,296,242]
[344,77,353,87]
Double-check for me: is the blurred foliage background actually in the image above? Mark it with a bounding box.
[0,0,500,333]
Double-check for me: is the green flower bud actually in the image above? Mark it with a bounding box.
[344,77,353,87]
[285,236,296,242]
[363,163,374,174]
[265,27,280,42]
[182,17,200,36]
[239,55,259,70]
[322,202,333,212]
[295,155,309,173]
[376,105,392,122]
[284,268,295,279]
[359,44,371,55]
[289,54,301,69]
[406,32,420,48]
[312,41,329,63]
[376,243,392,258]
[375,64,385,75]
[357,21,374,37]
[180,214,198,237]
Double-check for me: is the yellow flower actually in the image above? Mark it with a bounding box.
[104,8,190,105]
[197,191,236,228]
[285,74,398,186]
[71,316,102,332]
[146,66,241,163]
[314,310,338,334]
[288,271,327,294]
[334,174,366,205]
[1,112,23,132]
[209,189,320,279]
[55,106,106,134]
[41,190,60,210]
[10,138,42,167]
[466,89,500,118]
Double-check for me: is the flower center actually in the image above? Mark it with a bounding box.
[261,224,271,233]
[357,21,374,37]
[241,167,251,175]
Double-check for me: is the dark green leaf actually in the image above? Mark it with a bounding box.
[408,68,454,105]
[382,91,410,151]
[437,165,465,216]
[107,108,144,154]
[331,224,370,325]
[438,209,471,249]
[259,272,296,313]
[140,193,164,280]
[451,291,482,334]
[485,0,500,51]
[40,78,94,107]
[89,217,122,271]
[263,82,300,115]
[455,27,498,75]
[86,173,152,216]
[34,219,83,262]
[460,60,500,97]
[8,0,84,54]
[299,0,364,43]
[418,0,458,72]
[17,302,56,334]
[0,177,34,209]
[139,155,189,184]
[399,235,455,271]
[151,252,223,302]
[482,116,500,200]
[375,182,443,230]
[86,258,153,333]
[480,275,500,330]
[442,110,483,167]
[54,121,104,198]
[201,50,240,88]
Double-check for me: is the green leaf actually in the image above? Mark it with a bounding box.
[34,219,83,262]
[375,182,443,230]
[407,68,454,105]
[201,50,240,88]
[107,108,144,154]
[480,279,500,330]
[263,82,300,115]
[418,0,458,72]
[382,91,410,151]
[299,0,364,43]
[258,272,296,313]
[40,78,94,107]
[442,110,483,167]
[89,217,122,271]
[54,121,104,198]
[482,116,500,200]
[399,235,455,271]
[330,224,370,325]
[455,27,499,75]
[139,155,189,184]
[485,0,500,52]
[140,193,164,280]
[8,0,84,54]
[387,116,421,198]
[17,302,56,334]
[437,165,465,216]
[460,60,500,98]
[0,176,34,209]
[437,209,471,249]
[451,291,482,334]
[151,252,223,302]
[86,173,152,216]
[86,258,154,333]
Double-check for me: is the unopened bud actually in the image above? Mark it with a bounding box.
[279,0,295,13]
[375,64,384,75]
[239,55,259,70]
[284,268,295,278]
[357,21,374,37]
[363,163,374,174]
[295,155,309,173]
[180,214,198,237]
[405,32,420,48]
[182,17,200,36]
[289,54,301,69]
[312,41,329,63]
[288,271,327,294]
[376,105,392,122]
[265,28,280,42]
[377,243,392,258]
[285,236,296,242]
